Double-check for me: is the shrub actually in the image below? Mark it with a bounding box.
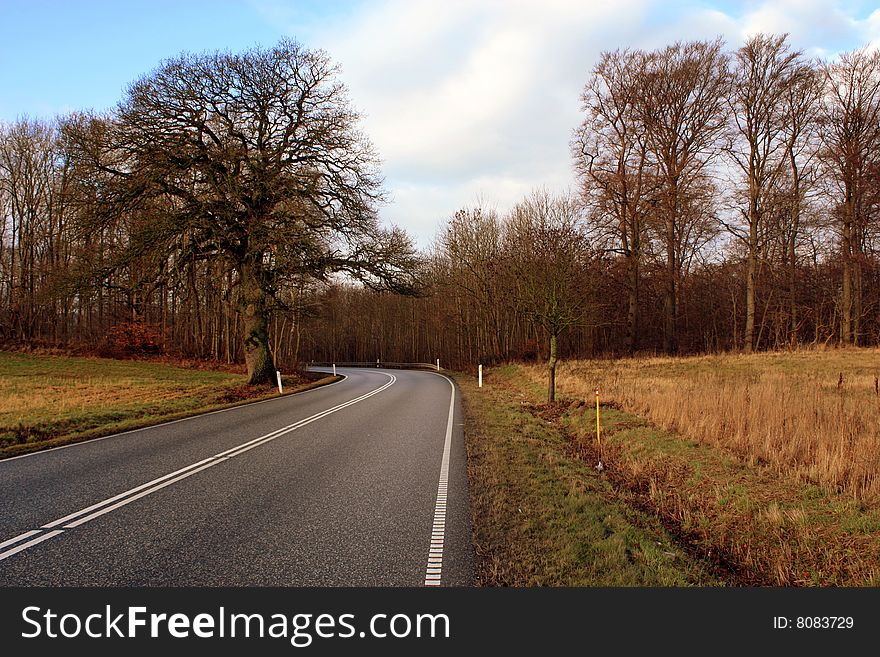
[100,322,164,358]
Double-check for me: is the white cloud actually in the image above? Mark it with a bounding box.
[304,0,654,246]
[738,0,863,57]
[864,7,880,50]
[256,0,880,247]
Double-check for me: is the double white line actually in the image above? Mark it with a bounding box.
[0,373,396,562]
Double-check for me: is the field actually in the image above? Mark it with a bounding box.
[462,348,880,586]
[528,349,880,501]
[0,352,329,459]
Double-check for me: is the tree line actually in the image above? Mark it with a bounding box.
[302,34,880,374]
[3,35,880,386]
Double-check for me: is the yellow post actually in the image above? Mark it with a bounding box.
[595,387,600,449]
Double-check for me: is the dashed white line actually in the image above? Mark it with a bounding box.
[424,374,455,586]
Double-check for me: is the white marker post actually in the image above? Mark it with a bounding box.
[478,364,483,388]
[276,370,283,395]
[333,363,337,376]
[436,359,440,371]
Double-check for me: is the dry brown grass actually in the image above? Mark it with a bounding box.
[521,348,880,502]
[0,351,329,458]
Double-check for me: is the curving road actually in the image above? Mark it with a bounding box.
[0,368,473,586]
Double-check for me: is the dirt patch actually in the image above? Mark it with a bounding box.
[523,399,585,422]
[0,424,52,447]
[216,385,266,404]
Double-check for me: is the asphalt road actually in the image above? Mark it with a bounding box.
[0,368,473,586]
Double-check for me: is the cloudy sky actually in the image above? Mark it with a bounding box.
[2,0,879,247]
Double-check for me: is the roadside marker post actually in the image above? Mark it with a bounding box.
[277,370,283,395]
[595,387,604,472]
[478,364,483,388]
[436,359,440,371]
[333,363,337,376]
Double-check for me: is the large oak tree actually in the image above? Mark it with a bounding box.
[66,39,418,383]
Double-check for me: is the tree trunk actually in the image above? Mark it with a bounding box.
[663,187,678,355]
[239,257,276,385]
[788,151,800,348]
[664,218,677,354]
[548,331,558,403]
[841,203,852,345]
[744,209,758,353]
[853,257,862,346]
[788,236,798,348]
[744,254,756,353]
[625,255,639,357]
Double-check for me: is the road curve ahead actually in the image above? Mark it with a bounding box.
[0,368,473,586]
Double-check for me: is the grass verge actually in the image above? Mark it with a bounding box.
[455,365,723,586]
[463,361,880,586]
[0,351,338,460]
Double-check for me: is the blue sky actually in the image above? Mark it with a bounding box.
[2,0,879,247]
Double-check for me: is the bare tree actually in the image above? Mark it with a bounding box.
[779,58,822,346]
[0,118,69,341]
[819,47,880,345]
[64,39,418,384]
[505,191,594,402]
[725,34,809,352]
[10,34,880,368]
[574,49,658,356]
[636,39,730,354]
[439,205,511,362]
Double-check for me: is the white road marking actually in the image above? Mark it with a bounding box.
[0,529,42,551]
[424,373,455,586]
[0,530,65,561]
[0,373,394,562]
